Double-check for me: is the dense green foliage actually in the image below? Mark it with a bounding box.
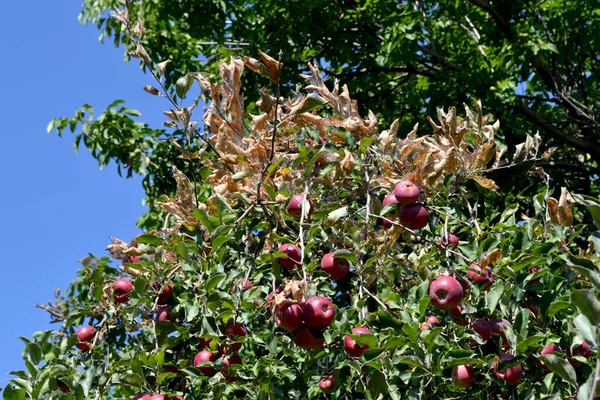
[4,2,600,400]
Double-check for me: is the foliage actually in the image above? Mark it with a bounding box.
[6,5,600,400]
[69,0,599,215]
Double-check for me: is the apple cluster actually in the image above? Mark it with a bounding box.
[381,180,429,230]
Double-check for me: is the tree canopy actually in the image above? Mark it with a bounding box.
[4,1,600,400]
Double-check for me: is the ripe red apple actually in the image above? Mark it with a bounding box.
[528,267,540,285]
[321,253,351,280]
[429,276,464,311]
[197,337,213,349]
[393,180,420,205]
[569,340,591,366]
[490,318,512,348]
[538,343,563,370]
[452,364,475,388]
[451,305,468,326]
[303,296,335,329]
[466,263,494,290]
[56,378,70,393]
[471,319,492,342]
[75,342,91,352]
[381,193,400,228]
[76,326,96,343]
[114,279,133,304]
[275,303,303,331]
[344,327,372,357]
[225,322,246,352]
[231,278,252,293]
[277,244,302,271]
[494,353,522,385]
[523,301,539,318]
[193,350,217,376]
[149,396,165,400]
[294,326,325,349]
[155,306,172,322]
[319,375,337,393]
[221,353,243,382]
[287,194,314,218]
[399,204,429,229]
[157,283,174,304]
[438,234,459,250]
[421,315,440,331]
[132,395,151,400]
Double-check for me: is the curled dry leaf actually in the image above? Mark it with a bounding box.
[481,249,502,268]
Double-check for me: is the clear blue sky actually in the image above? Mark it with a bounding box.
[0,1,167,386]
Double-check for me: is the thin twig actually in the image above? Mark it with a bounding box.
[590,357,600,400]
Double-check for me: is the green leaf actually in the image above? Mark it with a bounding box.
[566,255,600,292]
[332,249,357,264]
[538,354,578,387]
[571,290,600,326]
[486,284,504,313]
[304,150,326,178]
[326,207,348,224]
[133,234,162,245]
[573,313,597,346]
[2,384,26,400]
[573,194,600,230]
[290,93,328,115]
[367,370,388,399]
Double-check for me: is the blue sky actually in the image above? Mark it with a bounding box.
[0,2,168,386]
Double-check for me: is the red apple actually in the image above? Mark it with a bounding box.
[393,180,420,205]
[114,279,133,304]
[569,340,591,366]
[429,276,464,311]
[75,342,91,352]
[319,375,337,393]
[524,301,539,318]
[155,306,171,322]
[225,322,246,352]
[132,395,151,400]
[221,353,243,382]
[399,204,429,229]
[275,303,303,331]
[197,337,213,349]
[528,267,540,285]
[452,364,475,388]
[294,326,325,349]
[344,327,372,357]
[321,253,351,280]
[538,343,563,370]
[381,193,400,229]
[277,244,302,271]
[56,379,70,393]
[438,234,459,250]
[158,283,174,304]
[287,194,314,218]
[494,353,522,385]
[303,296,335,329]
[231,278,252,293]
[149,396,165,400]
[76,326,96,343]
[471,319,492,342]
[193,350,217,376]
[490,318,512,348]
[466,263,494,290]
[451,305,468,326]
[421,315,440,331]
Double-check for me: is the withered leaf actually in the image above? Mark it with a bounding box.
[258,50,282,83]
[472,175,499,190]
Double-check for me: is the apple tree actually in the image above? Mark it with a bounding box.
[4,9,600,400]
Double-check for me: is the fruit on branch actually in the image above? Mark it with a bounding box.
[277,244,302,271]
[494,353,522,385]
[438,233,459,250]
[76,326,96,343]
[569,340,591,366]
[132,395,151,400]
[149,396,165,400]
[56,378,70,394]
[381,193,400,229]
[231,278,252,293]
[303,296,335,329]
[399,203,429,230]
[157,283,174,304]
[528,267,540,285]
[287,194,314,218]
[452,364,475,388]
[393,180,420,205]
[538,343,563,370]
[294,326,325,349]
[319,375,337,393]
[490,318,512,348]
[198,337,213,350]
[225,322,247,352]
[193,350,217,376]
[450,305,468,326]
[421,315,440,331]
[466,263,494,290]
[471,319,492,342]
[275,303,303,331]
[344,327,372,357]
[523,300,540,317]
[114,279,133,303]
[156,306,172,322]
[429,276,464,311]
[320,253,350,280]
[221,353,243,382]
